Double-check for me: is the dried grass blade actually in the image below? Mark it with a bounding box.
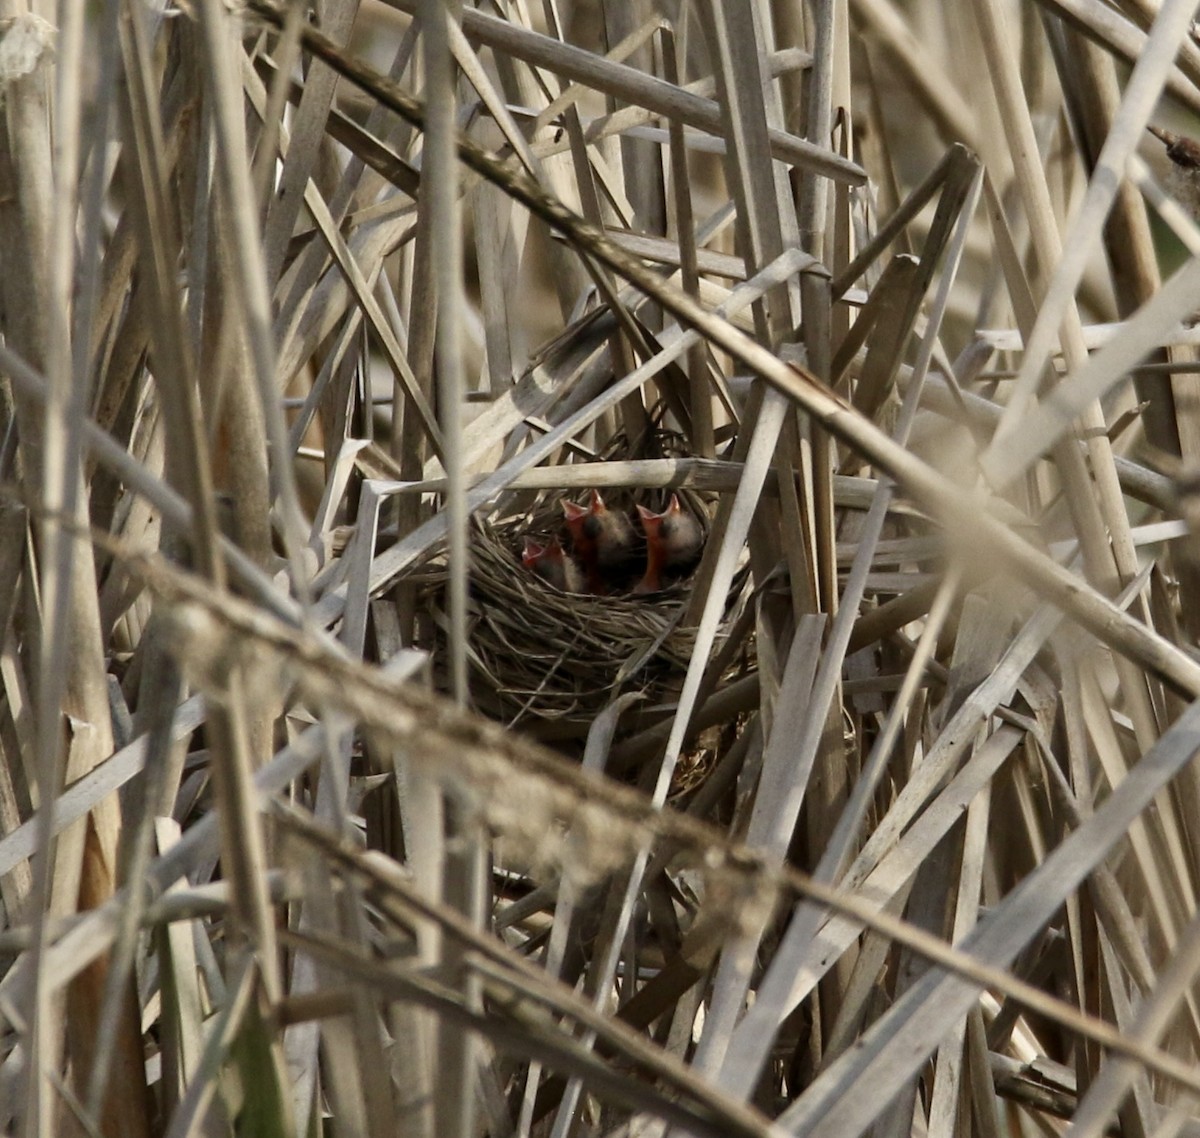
[982,254,1200,491]
[152,819,207,1119]
[1068,909,1200,1137]
[692,615,826,1075]
[989,0,1195,445]
[383,0,865,184]
[722,726,1024,1100]
[777,699,1200,1137]
[1031,0,1200,112]
[260,0,360,284]
[925,787,992,1137]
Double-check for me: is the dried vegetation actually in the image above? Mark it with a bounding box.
[4,0,1200,1136]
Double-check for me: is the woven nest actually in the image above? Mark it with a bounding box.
[416,482,740,736]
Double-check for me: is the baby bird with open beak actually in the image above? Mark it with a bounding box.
[522,536,584,593]
[562,488,636,593]
[634,493,703,594]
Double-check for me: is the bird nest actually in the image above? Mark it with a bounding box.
[414,485,734,736]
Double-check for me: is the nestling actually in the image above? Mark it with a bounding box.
[522,536,584,593]
[634,493,703,593]
[562,488,636,592]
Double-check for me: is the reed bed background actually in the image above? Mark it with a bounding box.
[3,0,1200,1135]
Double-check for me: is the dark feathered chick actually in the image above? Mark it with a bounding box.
[633,494,703,593]
[522,536,584,593]
[562,489,636,593]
